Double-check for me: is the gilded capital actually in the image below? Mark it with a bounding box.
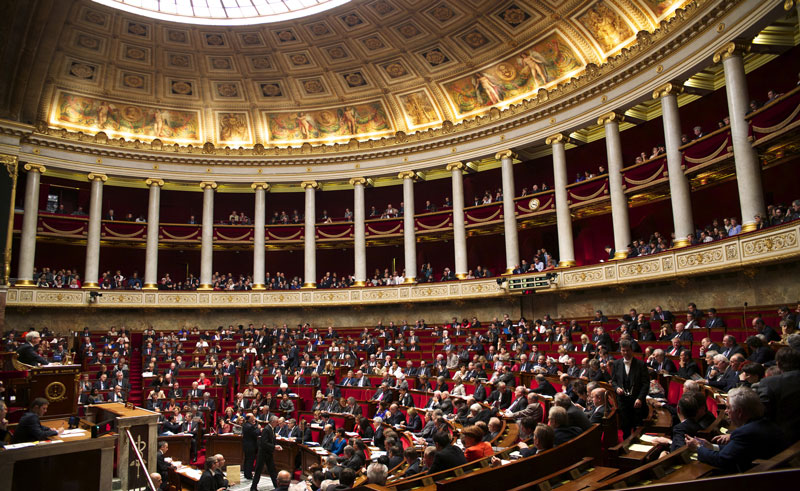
[251,182,270,191]
[300,180,319,190]
[2,155,18,178]
[398,171,416,180]
[87,172,107,182]
[199,181,217,190]
[494,150,517,161]
[652,82,684,99]
[545,134,566,146]
[597,112,625,126]
[446,162,464,172]
[145,178,164,187]
[786,0,797,11]
[712,41,750,63]
[24,163,46,174]
[349,177,367,186]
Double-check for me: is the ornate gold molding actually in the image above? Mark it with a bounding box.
[446,162,464,172]
[349,177,367,186]
[784,0,795,11]
[546,134,567,146]
[145,178,164,187]
[1,154,18,178]
[199,181,217,190]
[250,182,270,191]
[597,112,625,126]
[712,41,750,63]
[652,82,684,99]
[24,163,46,174]
[87,172,107,182]
[398,171,416,180]
[300,180,319,190]
[494,150,517,161]
[3,154,19,286]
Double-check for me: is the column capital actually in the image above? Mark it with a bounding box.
[545,133,567,146]
[300,180,319,190]
[397,171,416,180]
[87,172,107,182]
[494,150,517,160]
[199,181,217,190]
[652,81,684,99]
[597,112,625,125]
[446,162,464,172]
[2,154,18,178]
[712,41,750,64]
[349,177,367,186]
[145,178,165,187]
[24,163,46,174]
[251,182,270,191]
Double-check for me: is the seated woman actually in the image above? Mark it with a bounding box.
[462,425,493,462]
[330,428,348,455]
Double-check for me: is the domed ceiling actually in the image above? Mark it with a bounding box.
[44,0,690,148]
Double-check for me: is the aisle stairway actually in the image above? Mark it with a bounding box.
[128,332,143,406]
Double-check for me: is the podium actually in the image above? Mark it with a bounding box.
[86,403,160,490]
[0,353,80,418]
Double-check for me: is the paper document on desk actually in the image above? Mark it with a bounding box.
[638,434,660,443]
[61,429,87,435]
[629,443,653,452]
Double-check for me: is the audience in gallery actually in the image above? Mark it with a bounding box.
[601,197,800,261]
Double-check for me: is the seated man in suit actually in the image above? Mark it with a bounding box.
[198,392,216,412]
[548,406,583,446]
[11,397,60,443]
[385,403,407,426]
[506,392,542,422]
[402,447,422,478]
[530,375,557,397]
[486,381,512,410]
[584,388,607,424]
[427,430,466,474]
[688,386,787,473]
[16,331,49,366]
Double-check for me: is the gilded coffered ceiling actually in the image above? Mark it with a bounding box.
[44,0,691,147]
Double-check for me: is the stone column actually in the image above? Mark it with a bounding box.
[198,181,217,290]
[714,42,765,232]
[15,163,45,286]
[497,150,520,273]
[301,181,319,288]
[350,177,367,286]
[251,182,269,290]
[83,172,107,289]
[447,162,468,279]
[399,171,417,283]
[653,82,694,248]
[599,112,631,260]
[143,178,164,290]
[547,135,575,267]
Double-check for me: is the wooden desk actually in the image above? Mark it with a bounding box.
[207,434,244,465]
[161,434,193,465]
[0,435,116,491]
[85,402,160,490]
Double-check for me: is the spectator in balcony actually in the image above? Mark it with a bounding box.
[71,205,87,216]
[728,218,742,236]
[239,212,250,225]
[575,172,584,183]
[442,197,452,208]
[473,195,481,206]
[106,209,117,221]
[343,208,353,221]
[425,200,437,212]
[747,100,760,114]
[767,89,783,101]
[692,126,704,140]
[789,200,800,221]
[368,206,378,217]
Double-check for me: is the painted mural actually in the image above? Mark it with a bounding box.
[578,2,635,56]
[642,0,683,19]
[398,90,441,129]
[442,32,584,118]
[52,90,201,142]
[264,102,394,144]
[217,112,252,144]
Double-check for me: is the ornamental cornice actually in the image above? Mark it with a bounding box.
[1,0,786,182]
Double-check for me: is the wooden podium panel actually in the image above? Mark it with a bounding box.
[0,435,116,491]
[15,364,81,418]
[161,434,193,465]
[86,403,159,491]
[207,434,244,466]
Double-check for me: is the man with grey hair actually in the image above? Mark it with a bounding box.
[554,392,591,430]
[149,472,163,491]
[688,386,787,473]
[706,354,740,392]
[275,470,292,491]
[17,331,48,366]
[366,462,389,485]
[251,415,281,491]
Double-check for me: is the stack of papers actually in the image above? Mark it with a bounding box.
[629,443,653,453]
[639,434,660,444]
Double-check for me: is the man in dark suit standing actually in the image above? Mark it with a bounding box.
[427,430,467,474]
[16,331,49,366]
[156,441,176,484]
[11,398,59,443]
[197,454,223,491]
[251,415,281,491]
[611,340,650,438]
[757,347,800,443]
[242,413,260,481]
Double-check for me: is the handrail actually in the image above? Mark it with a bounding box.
[125,428,158,491]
